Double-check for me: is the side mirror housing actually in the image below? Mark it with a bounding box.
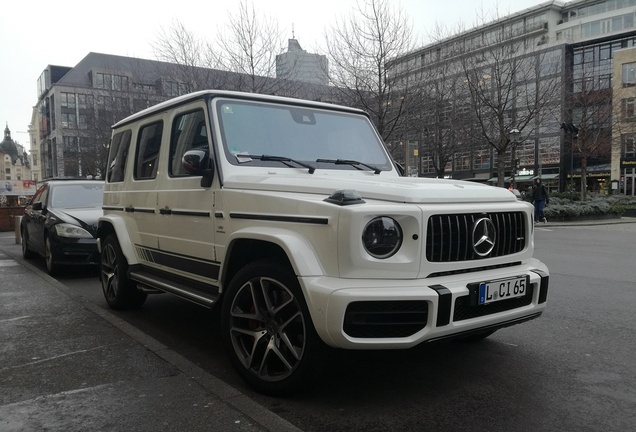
[181,149,214,187]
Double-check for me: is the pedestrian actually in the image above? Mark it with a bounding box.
[532,178,549,223]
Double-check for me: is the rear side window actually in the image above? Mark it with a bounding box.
[106,130,132,183]
[134,122,164,180]
[169,109,208,177]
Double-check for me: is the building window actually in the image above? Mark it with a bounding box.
[63,136,78,152]
[95,72,129,91]
[420,155,436,174]
[61,113,77,129]
[454,152,470,171]
[163,81,192,97]
[623,62,636,87]
[60,92,76,108]
[77,94,94,109]
[622,98,636,120]
[623,134,636,158]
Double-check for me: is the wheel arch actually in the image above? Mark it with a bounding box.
[97,216,139,266]
[220,228,324,293]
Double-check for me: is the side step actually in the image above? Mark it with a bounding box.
[129,269,219,308]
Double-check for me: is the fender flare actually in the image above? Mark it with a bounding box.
[225,227,324,278]
[97,215,139,266]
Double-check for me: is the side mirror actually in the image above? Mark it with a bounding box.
[181,149,214,187]
[32,201,43,211]
[182,149,210,176]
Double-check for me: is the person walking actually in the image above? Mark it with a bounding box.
[532,178,549,223]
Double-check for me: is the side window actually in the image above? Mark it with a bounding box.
[169,109,208,177]
[29,184,46,206]
[134,121,164,180]
[106,130,132,183]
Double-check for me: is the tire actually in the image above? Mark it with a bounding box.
[100,234,147,310]
[21,227,35,259]
[45,235,58,275]
[221,260,322,396]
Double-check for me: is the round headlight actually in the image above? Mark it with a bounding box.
[362,217,403,259]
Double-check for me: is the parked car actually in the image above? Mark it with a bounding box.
[21,178,104,275]
[98,90,549,395]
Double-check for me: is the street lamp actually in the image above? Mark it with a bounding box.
[509,128,520,188]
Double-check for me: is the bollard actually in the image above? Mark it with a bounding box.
[14,215,22,244]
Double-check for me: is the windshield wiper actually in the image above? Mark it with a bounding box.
[237,154,316,174]
[316,159,382,174]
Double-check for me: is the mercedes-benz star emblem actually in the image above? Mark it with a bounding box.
[472,217,496,257]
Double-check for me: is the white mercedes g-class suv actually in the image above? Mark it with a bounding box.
[98,90,549,394]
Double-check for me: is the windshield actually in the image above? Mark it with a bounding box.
[50,183,104,208]
[216,100,392,171]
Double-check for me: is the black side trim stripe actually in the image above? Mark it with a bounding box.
[531,269,550,304]
[171,210,211,217]
[230,213,328,225]
[430,284,452,327]
[124,207,155,214]
[102,206,124,211]
[136,245,220,280]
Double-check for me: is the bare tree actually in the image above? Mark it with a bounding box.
[324,0,419,153]
[152,20,228,91]
[461,26,561,187]
[562,60,635,200]
[215,0,285,94]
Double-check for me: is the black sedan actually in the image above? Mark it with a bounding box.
[20,179,104,275]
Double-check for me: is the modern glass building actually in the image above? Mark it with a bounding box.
[390,0,636,194]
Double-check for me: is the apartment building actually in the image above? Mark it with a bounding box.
[33,47,334,180]
[391,0,636,193]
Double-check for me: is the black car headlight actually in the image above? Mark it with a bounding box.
[54,223,93,238]
[362,217,403,259]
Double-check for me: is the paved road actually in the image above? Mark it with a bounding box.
[3,221,635,432]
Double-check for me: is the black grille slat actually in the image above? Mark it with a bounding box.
[344,301,429,338]
[426,212,526,263]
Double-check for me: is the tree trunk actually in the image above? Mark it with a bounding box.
[580,157,588,201]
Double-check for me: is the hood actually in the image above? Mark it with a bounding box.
[49,207,103,235]
[222,172,515,204]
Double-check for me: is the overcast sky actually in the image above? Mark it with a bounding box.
[1,0,561,148]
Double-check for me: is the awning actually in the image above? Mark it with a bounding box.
[488,174,535,183]
[512,175,535,182]
[537,173,559,180]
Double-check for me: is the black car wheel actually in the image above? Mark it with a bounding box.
[21,227,35,259]
[100,234,147,310]
[221,260,322,395]
[44,235,58,275]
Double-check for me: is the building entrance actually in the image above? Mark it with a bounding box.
[623,168,636,196]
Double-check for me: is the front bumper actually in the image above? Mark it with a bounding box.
[300,259,549,349]
[51,236,100,266]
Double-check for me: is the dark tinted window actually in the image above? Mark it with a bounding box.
[106,130,132,183]
[169,110,208,177]
[134,122,163,180]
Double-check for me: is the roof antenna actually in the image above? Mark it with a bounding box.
[292,23,295,39]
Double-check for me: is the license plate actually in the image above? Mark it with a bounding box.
[478,276,527,305]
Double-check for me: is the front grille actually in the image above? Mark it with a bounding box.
[343,301,428,338]
[453,284,534,322]
[426,212,526,262]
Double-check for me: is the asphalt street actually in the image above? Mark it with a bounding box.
[1,218,635,431]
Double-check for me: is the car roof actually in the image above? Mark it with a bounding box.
[112,90,369,129]
[40,178,104,186]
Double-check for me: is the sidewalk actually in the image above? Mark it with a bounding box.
[0,233,301,432]
[540,216,636,228]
